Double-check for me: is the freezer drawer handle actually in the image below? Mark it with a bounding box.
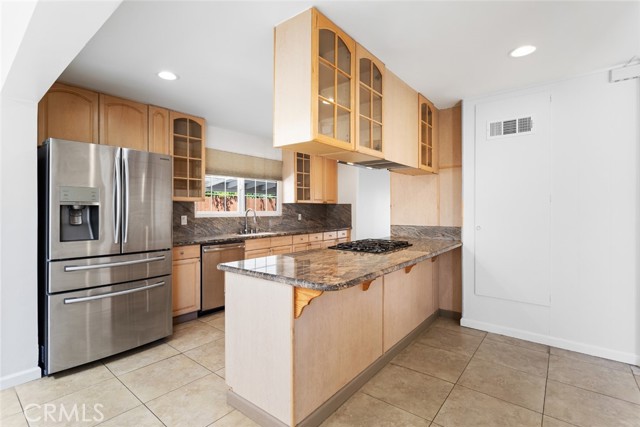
[63,281,165,304]
[203,244,245,252]
[63,255,166,272]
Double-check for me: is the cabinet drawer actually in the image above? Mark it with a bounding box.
[245,248,270,259]
[323,231,337,240]
[337,238,348,243]
[245,238,271,251]
[308,233,323,242]
[173,245,200,261]
[271,235,293,247]
[322,240,337,248]
[293,234,309,244]
[293,244,310,252]
[271,246,293,255]
[337,229,348,238]
[308,242,323,250]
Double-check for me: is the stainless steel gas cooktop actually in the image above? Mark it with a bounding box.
[328,239,412,254]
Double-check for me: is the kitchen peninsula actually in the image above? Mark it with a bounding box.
[219,235,461,427]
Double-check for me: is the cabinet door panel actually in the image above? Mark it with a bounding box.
[172,258,200,316]
[100,95,148,150]
[38,83,99,145]
[324,158,338,203]
[149,106,170,155]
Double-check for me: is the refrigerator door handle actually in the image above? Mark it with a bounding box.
[114,150,122,244]
[63,281,165,304]
[63,255,166,272]
[123,151,130,243]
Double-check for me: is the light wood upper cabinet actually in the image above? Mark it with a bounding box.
[148,106,170,155]
[418,94,439,173]
[282,150,337,204]
[383,69,419,168]
[355,44,385,159]
[274,8,356,156]
[37,83,99,145]
[171,111,205,201]
[99,94,148,151]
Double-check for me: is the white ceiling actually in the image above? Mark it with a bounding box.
[60,1,640,139]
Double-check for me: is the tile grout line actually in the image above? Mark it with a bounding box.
[359,391,433,423]
[429,326,488,423]
[541,344,550,423]
[108,372,168,427]
[544,377,640,407]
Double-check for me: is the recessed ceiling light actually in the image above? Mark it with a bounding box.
[509,45,536,58]
[157,71,178,81]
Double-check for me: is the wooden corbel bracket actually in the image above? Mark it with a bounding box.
[294,288,324,319]
[361,280,373,291]
[404,264,416,274]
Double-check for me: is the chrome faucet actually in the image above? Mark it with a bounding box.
[244,208,257,234]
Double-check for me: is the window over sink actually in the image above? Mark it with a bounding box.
[195,175,282,217]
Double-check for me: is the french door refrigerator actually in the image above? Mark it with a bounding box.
[38,138,173,374]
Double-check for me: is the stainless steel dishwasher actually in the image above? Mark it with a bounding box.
[201,241,245,312]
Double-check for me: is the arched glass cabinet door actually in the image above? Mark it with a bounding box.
[358,57,383,153]
[317,28,353,144]
[419,95,435,171]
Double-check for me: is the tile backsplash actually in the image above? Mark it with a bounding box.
[173,202,351,241]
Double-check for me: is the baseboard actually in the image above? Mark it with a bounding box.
[0,366,41,390]
[228,311,439,427]
[461,317,640,366]
[173,311,197,324]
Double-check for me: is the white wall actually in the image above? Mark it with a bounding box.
[207,125,281,161]
[338,164,390,240]
[462,70,640,364]
[0,0,121,389]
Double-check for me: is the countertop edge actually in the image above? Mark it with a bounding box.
[173,227,351,247]
[218,240,462,291]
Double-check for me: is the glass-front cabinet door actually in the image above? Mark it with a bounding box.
[170,112,205,201]
[314,12,355,150]
[418,94,438,173]
[356,44,384,157]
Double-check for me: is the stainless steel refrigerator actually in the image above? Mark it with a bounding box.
[38,138,173,375]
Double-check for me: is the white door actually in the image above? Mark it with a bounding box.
[474,91,551,306]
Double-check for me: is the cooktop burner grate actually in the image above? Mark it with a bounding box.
[328,239,412,254]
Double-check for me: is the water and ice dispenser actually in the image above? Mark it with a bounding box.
[59,186,99,242]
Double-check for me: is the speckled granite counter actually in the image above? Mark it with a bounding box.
[173,227,350,247]
[218,237,461,291]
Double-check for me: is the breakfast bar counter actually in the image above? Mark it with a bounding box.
[219,238,461,427]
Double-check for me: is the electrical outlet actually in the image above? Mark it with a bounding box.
[181,215,188,225]
[297,214,302,221]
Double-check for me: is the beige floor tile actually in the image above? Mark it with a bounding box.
[321,392,429,427]
[631,365,640,376]
[1,387,22,418]
[206,316,225,331]
[146,374,232,427]
[1,412,29,427]
[24,378,139,427]
[550,347,631,373]
[542,415,575,427]
[458,357,546,412]
[416,327,483,357]
[16,363,114,407]
[184,337,225,372]
[198,310,224,322]
[474,339,549,377]
[545,380,640,427]
[548,355,640,404]
[118,354,209,402]
[104,342,179,377]
[391,342,470,383]
[215,368,225,379]
[431,317,487,338]
[636,375,640,390]
[172,319,201,331]
[165,321,224,352]
[361,364,453,421]
[97,405,163,427]
[208,409,258,426]
[485,332,549,353]
[433,385,541,427]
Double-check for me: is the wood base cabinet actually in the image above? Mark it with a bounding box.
[172,245,201,317]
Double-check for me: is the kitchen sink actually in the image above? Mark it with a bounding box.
[235,231,278,237]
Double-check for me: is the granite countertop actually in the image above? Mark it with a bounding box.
[173,227,351,247]
[218,237,462,291]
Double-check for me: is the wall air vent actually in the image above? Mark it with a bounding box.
[487,116,534,139]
